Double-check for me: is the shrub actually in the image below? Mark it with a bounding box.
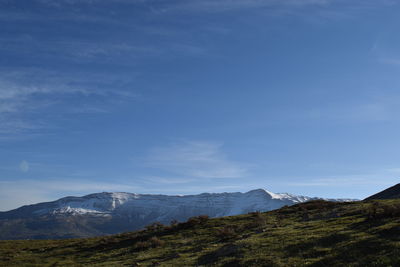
[189,215,209,224]
[185,215,210,226]
[382,203,400,217]
[300,200,336,211]
[134,240,150,251]
[145,222,164,232]
[367,202,400,219]
[215,226,238,240]
[248,211,261,216]
[172,215,210,230]
[149,236,165,247]
[133,236,165,251]
[170,219,178,227]
[253,212,267,228]
[197,214,210,222]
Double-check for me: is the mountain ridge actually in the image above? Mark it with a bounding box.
[1,189,355,216]
[0,189,356,240]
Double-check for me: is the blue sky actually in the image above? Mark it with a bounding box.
[1,0,400,210]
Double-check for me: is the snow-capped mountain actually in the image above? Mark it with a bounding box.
[0,189,355,240]
[29,190,319,216]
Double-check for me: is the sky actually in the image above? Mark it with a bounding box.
[1,0,400,210]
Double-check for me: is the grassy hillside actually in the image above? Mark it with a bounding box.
[0,199,399,266]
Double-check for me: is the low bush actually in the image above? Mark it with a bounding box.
[367,202,400,219]
[176,215,210,229]
[250,212,267,229]
[187,215,209,225]
[215,226,238,240]
[145,222,164,232]
[299,200,337,211]
[133,236,165,251]
[170,219,178,227]
[149,236,165,247]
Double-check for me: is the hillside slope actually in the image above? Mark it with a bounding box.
[1,199,399,266]
[365,183,400,200]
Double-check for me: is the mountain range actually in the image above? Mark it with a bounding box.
[0,189,355,240]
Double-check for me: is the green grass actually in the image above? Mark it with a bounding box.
[1,199,400,266]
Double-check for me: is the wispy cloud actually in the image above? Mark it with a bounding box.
[285,171,399,187]
[379,58,400,66]
[0,69,137,136]
[7,0,392,21]
[305,102,392,122]
[37,0,391,13]
[0,72,87,112]
[370,34,400,67]
[142,176,195,185]
[145,141,248,179]
[19,160,30,173]
[143,0,396,20]
[163,0,330,13]
[33,0,330,8]
[384,168,400,174]
[0,117,41,135]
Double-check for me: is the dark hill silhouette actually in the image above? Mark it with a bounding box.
[365,183,400,200]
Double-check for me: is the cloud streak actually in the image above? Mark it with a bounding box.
[305,103,392,122]
[5,0,392,21]
[0,69,137,136]
[163,0,330,13]
[19,160,30,173]
[284,168,400,188]
[145,141,248,179]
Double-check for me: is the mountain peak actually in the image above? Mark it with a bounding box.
[246,188,270,195]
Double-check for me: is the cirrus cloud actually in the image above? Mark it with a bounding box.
[144,141,248,179]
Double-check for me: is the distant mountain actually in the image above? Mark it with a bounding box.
[0,189,355,240]
[365,183,400,200]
